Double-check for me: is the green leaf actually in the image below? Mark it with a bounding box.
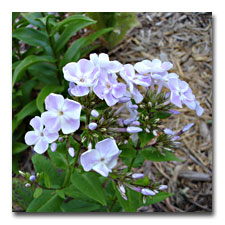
[138,131,155,148]
[12,142,28,154]
[60,27,113,68]
[32,154,65,188]
[133,176,151,186]
[12,178,33,210]
[50,14,95,36]
[12,12,20,25]
[27,190,62,212]
[15,99,37,122]
[141,147,182,162]
[119,144,136,158]
[12,28,49,47]
[61,199,101,212]
[13,55,55,86]
[56,190,66,200]
[121,151,145,168]
[114,183,142,212]
[44,173,51,188]
[55,19,96,53]
[36,84,64,113]
[21,12,45,28]
[71,170,107,206]
[144,192,173,205]
[155,111,171,119]
[33,187,43,199]
[47,149,68,170]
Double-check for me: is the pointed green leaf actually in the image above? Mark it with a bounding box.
[33,187,43,199]
[12,142,28,154]
[27,190,62,212]
[71,171,107,206]
[141,146,182,162]
[12,28,49,47]
[13,55,55,86]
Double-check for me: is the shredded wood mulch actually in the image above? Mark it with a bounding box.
[109,12,212,212]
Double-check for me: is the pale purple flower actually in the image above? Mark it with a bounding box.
[63,59,99,96]
[127,126,143,133]
[152,72,179,93]
[168,78,196,109]
[41,93,82,134]
[88,122,97,130]
[132,173,144,179]
[117,183,127,200]
[158,185,168,190]
[90,53,122,78]
[50,142,57,152]
[145,128,150,133]
[68,147,75,157]
[29,175,36,182]
[164,128,175,135]
[141,188,156,196]
[80,138,121,177]
[91,109,99,118]
[25,116,58,154]
[171,136,180,141]
[134,59,173,74]
[58,137,64,142]
[93,73,126,106]
[120,64,151,103]
[182,123,194,132]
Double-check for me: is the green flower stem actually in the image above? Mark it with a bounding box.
[42,12,62,85]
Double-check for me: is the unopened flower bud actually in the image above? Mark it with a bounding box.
[118,96,131,103]
[164,128,175,135]
[159,185,168,190]
[131,121,140,126]
[88,142,92,150]
[154,190,159,194]
[91,109,99,118]
[25,183,31,188]
[50,142,57,152]
[171,136,180,141]
[18,170,25,177]
[132,173,144,179]
[148,102,152,107]
[145,116,149,121]
[88,122,97,130]
[100,128,107,132]
[29,175,36,182]
[92,133,99,138]
[182,123,194,132]
[153,130,158,136]
[164,147,172,151]
[169,109,180,115]
[141,188,156,196]
[58,137,64,142]
[127,127,143,133]
[68,147,75,158]
[81,136,87,143]
[145,128,150,133]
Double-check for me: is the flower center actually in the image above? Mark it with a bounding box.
[40,132,44,137]
[80,78,85,82]
[106,83,111,89]
[100,157,105,162]
[58,111,64,116]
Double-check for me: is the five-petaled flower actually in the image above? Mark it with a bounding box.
[41,93,82,134]
[25,116,58,154]
[80,138,122,177]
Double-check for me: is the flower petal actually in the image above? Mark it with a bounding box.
[78,59,95,74]
[132,87,143,103]
[25,131,39,145]
[70,85,89,97]
[30,116,43,131]
[43,129,59,143]
[80,149,101,171]
[104,92,118,106]
[63,62,81,82]
[45,93,64,111]
[112,83,126,99]
[62,99,82,119]
[34,138,49,154]
[41,111,61,132]
[170,92,182,108]
[92,162,111,177]
[95,138,120,159]
[61,117,80,134]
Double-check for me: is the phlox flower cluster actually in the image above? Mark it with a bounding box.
[24,53,204,186]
